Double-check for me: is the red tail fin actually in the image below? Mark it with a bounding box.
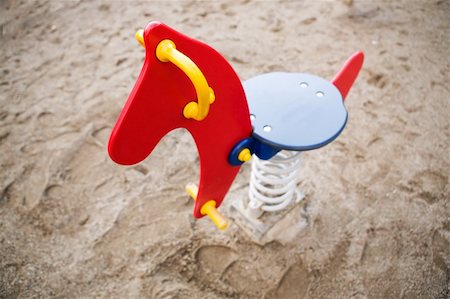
[332,51,364,101]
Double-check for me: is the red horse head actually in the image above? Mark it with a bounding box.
[108,22,252,225]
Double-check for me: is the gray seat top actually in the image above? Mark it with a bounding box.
[244,72,348,151]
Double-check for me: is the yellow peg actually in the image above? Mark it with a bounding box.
[238,148,252,162]
[185,183,199,200]
[200,201,228,229]
[135,29,145,47]
[185,183,228,230]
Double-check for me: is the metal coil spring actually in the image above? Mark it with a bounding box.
[247,151,302,217]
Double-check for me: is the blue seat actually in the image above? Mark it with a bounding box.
[244,72,348,153]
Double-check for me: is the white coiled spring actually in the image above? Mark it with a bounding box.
[247,151,303,218]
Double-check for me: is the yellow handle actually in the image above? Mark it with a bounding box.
[135,30,215,121]
[135,29,145,47]
[186,183,228,230]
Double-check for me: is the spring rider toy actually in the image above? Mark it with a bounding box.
[108,22,364,232]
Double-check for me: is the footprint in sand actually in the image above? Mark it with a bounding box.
[409,170,448,204]
[194,245,237,292]
[431,229,449,277]
[265,260,310,299]
[360,228,402,298]
[195,245,237,276]
[222,259,267,296]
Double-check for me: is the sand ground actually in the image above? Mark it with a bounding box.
[1,0,449,298]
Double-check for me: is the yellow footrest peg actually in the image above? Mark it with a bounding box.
[185,183,228,230]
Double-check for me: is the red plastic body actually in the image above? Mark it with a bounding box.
[108,22,252,218]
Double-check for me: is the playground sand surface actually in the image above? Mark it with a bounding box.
[1,0,449,298]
